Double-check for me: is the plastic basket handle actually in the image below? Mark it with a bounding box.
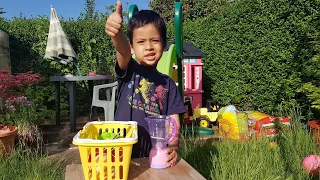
[167,117,177,143]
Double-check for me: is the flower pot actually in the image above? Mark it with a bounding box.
[0,124,18,157]
[308,120,320,144]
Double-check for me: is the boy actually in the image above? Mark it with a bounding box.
[105,0,186,167]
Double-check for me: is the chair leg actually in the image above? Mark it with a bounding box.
[109,106,115,121]
[89,106,93,121]
[103,107,109,121]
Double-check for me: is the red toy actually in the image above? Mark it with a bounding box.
[246,111,290,137]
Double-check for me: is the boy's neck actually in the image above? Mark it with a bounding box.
[136,61,158,69]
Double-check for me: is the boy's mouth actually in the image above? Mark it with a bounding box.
[145,53,156,60]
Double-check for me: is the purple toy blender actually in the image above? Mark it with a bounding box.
[145,115,177,169]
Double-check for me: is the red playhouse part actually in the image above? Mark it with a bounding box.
[253,116,290,137]
[183,57,204,124]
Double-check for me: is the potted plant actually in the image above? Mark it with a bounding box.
[1,96,43,150]
[0,69,44,154]
[0,122,17,157]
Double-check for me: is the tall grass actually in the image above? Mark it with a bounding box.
[179,105,319,180]
[0,149,65,180]
[0,129,65,180]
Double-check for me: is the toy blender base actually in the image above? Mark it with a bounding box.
[148,147,168,169]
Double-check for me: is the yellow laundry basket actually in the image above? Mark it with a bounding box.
[73,121,138,180]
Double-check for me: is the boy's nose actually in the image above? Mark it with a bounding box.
[145,42,154,50]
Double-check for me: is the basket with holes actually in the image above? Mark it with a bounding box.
[72,121,138,180]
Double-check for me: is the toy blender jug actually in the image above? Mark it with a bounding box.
[145,115,177,169]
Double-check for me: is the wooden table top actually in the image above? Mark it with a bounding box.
[65,158,206,180]
[50,75,113,82]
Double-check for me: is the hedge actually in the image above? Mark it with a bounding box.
[1,0,320,120]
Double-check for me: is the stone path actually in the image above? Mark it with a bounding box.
[41,117,91,165]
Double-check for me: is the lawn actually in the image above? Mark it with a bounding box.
[0,148,65,180]
[0,107,318,180]
[180,108,318,180]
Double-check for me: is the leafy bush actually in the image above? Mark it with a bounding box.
[1,0,320,120]
[0,11,117,118]
[0,68,43,101]
[182,0,320,118]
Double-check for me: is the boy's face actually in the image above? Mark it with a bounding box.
[131,24,164,68]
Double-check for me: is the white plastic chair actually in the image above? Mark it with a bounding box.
[90,81,118,121]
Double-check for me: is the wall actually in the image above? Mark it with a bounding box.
[0,29,11,73]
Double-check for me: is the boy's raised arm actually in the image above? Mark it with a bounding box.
[105,0,131,70]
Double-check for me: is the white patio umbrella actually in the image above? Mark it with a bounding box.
[44,6,81,75]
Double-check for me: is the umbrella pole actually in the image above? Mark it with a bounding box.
[73,63,90,94]
[74,63,82,76]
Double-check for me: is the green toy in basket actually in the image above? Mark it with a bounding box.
[97,132,123,140]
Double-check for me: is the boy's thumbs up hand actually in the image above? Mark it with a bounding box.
[115,0,122,17]
[105,0,123,37]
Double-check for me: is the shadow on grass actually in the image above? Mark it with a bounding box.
[179,136,219,180]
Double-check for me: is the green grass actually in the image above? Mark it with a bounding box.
[0,103,318,180]
[0,147,65,180]
[180,116,319,180]
[0,140,65,180]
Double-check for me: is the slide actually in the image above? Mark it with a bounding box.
[156,44,177,80]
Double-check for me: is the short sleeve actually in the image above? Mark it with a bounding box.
[115,58,135,80]
[166,79,186,115]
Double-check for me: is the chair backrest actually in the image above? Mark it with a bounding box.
[110,83,118,102]
[92,81,118,102]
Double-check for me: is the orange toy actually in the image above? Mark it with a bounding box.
[246,111,290,137]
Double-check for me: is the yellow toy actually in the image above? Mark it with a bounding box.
[217,105,249,140]
[190,104,219,128]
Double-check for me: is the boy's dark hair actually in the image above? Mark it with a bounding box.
[128,10,167,48]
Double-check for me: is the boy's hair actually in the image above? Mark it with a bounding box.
[128,10,167,48]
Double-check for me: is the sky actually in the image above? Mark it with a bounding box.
[1,0,150,20]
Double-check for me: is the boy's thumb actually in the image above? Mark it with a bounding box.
[116,0,122,16]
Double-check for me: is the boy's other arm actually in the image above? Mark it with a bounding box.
[168,114,181,150]
[105,0,131,70]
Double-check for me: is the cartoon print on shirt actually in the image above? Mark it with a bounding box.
[135,78,154,104]
[128,80,134,89]
[127,76,169,115]
[152,85,168,110]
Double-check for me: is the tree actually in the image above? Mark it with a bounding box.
[84,0,95,19]
[0,7,6,15]
[149,0,228,22]
[298,31,320,110]
[0,69,43,100]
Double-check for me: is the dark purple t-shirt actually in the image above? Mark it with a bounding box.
[114,58,186,157]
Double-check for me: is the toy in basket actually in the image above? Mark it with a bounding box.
[73,121,138,180]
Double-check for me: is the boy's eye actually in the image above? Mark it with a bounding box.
[152,40,160,43]
[137,41,144,44]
